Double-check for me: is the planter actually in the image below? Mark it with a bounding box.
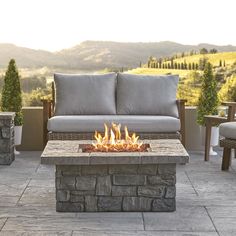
[200,126,219,155]
[14,126,22,154]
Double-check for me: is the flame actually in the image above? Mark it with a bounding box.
[92,123,143,152]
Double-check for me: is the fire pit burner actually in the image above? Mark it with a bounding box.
[90,123,145,152]
[79,143,150,153]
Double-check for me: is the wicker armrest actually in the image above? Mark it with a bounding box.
[176,99,187,147]
[41,98,54,146]
[41,99,54,118]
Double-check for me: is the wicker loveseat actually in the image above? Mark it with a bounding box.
[42,73,186,146]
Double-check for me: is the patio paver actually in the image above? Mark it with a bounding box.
[0,218,7,231]
[0,231,71,236]
[3,214,144,231]
[0,150,236,235]
[144,206,215,231]
[73,231,219,236]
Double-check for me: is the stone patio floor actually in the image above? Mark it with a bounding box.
[0,150,236,235]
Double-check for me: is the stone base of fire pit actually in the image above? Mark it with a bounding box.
[41,140,189,212]
[56,164,176,212]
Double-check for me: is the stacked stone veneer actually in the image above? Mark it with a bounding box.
[0,112,15,165]
[56,164,176,212]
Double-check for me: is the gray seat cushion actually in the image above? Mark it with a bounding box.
[116,73,179,117]
[48,115,180,133]
[54,73,117,115]
[219,122,236,139]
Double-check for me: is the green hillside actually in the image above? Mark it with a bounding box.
[129,57,236,106]
[128,68,196,77]
[170,52,236,67]
[1,41,236,70]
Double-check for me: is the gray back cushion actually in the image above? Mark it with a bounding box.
[117,73,179,117]
[54,73,117,115]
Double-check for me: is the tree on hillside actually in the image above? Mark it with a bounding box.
[174,62,177,69]
[210,48,218,54]
[147,56,154,68]
[158,58,162,68]
[189,63,192,70]
[199,57,208,70]
[200,48,208,54]
[219,60,222,67]
[170,58,174,69]
[184,60,187,70]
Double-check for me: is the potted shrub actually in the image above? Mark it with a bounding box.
[197,62,219,155]
[1,59,23,154]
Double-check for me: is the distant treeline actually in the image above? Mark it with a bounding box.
[147,57,226,70]
[0,75,47,93]
[0,75,50,106]
[146,48,226,70]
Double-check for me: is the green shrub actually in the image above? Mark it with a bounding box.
[197,62,219,126]
[22,87,51,106]
[1,59,23,125]
[218,75,236,102]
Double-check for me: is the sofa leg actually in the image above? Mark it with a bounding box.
[221,148,231,171]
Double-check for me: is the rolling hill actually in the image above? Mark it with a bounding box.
[166,52,236,67]
[0,44,66,68]
[0,41,236,70]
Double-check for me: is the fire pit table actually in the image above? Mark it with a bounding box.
[41,139,189,212]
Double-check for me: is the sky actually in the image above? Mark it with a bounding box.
[0,0,235,51]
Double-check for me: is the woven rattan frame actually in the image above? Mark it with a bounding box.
[48,132,181,141]
[220,138,236,149]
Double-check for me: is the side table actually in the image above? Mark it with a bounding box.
[204,102,236,161]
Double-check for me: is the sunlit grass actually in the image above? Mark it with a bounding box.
[127,68,196,77]
[170,52,236,66]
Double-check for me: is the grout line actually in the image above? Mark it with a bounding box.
[0,217,8,231]
[204,206,220,236]
[35,161,41,173]
[141,212,146,230]
[185,170,199,196]
[71,230,74,236]
[16,178,32,206]
[64,229,218,233]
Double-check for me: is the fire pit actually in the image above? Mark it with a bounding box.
[41,124,189,212]
[82,123,149,153]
